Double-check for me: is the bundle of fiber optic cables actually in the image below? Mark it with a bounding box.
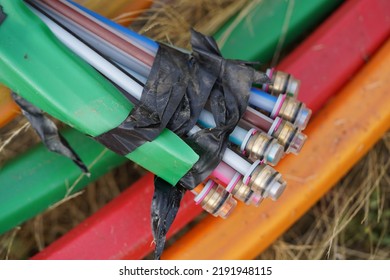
[0,0,311,258]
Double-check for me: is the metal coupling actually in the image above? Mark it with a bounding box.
[273,95,312,130]
[263,69,300,98]
[244,164,287,201]
[231,179,264,206]
[244,130,284,165]
[194,181,237,219]
[270,118,307,155]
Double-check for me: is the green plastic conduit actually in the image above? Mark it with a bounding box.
[0,0,342,234]
[0,129,126,234]
[217,0,343,61]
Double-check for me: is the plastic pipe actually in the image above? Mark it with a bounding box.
[67,0,159,53]
[243,107,274,132]
[60,0,155,57]
[211,162,240,187]
[248,88,277,112]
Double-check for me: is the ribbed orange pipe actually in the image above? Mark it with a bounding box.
[0,86,20,126]
[163,38,390,260]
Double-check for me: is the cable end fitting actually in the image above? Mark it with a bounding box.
[270,119,307,154]
[245,164,287,200]
[230,180,262,206]
[277,96,311,130]
[263,69,300,98]
[245,131,285,165]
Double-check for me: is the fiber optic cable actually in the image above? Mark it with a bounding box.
[29,0,151,77]
[38,0,154,66]
[59,0,156,56]
[29,5,285,199]
[31,1,286,168]
[210,161,262,206]
[187,126,286,199]
[198,109,284,165]
[31,2,284,168]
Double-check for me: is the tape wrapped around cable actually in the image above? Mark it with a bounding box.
[96,29,269,190]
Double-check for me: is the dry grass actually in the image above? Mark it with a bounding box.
[0,0,389,260]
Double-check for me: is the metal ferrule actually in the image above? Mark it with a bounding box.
[245,164,287,200]
[277,96,312,130]
[200,184,237,219]
[271,119,307,155]
[231,180,263,206]
[267,70,300,98]
[245,131,284,165]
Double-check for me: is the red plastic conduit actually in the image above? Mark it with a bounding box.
[32,0,390,260]
[282,0,390,113]
[32,173,203,260]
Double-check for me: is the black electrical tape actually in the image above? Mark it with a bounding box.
[96,29,269,189]
[11,93,89,174]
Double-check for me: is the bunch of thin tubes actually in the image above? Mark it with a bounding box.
[25,0,312,218]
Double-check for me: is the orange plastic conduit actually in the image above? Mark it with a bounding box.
[0,86,20,125]
[163,38,390,260]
